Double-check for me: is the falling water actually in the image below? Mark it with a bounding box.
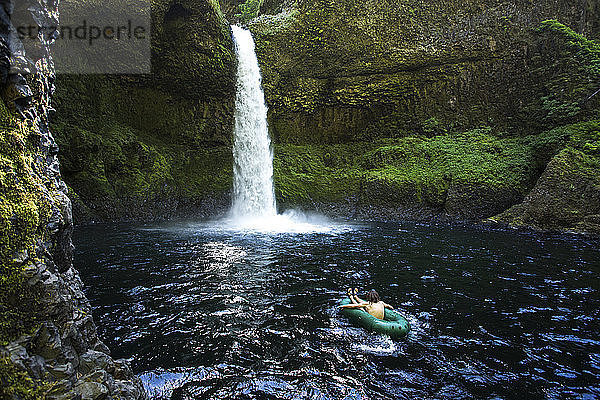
[230,25,277,219]
[226,26,335,233]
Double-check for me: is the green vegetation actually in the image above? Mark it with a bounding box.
[274,142,370,204]
[52,0,237,220]
[250,6,600,143]
[494,120,600,232]
[49,7,599,232]
[538,20,600,77]
[237,0,264,23]
[53,114,233,220]
[0,101,47,346]
[274,123,574,212]
[56,120,233,199]
[0,357,49,400]
[530,20,600,127]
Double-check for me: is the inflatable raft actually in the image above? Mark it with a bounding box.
[339,297,410,339]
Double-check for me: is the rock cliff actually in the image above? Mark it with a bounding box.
[249,0,598,142]
[245,1,600,231]
[51,0,600,234]
[52,0,237,222]
[0,1,146,398]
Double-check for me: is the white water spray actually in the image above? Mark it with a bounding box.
[230,25,276,219]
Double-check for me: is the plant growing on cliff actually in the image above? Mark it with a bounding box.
[0,357,50,400]
[0,101,50,346]
[237,0,263,23]
[541,96,581,123]
[422,117,444,136]
[272,120,587,212]
[534,20,600,126]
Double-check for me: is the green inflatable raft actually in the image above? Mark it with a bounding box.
[339,297,410,339]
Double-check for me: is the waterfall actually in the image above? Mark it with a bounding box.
[224,26,334,233]
[230,25,277,219]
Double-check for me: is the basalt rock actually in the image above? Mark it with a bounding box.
[252,3,600,232]
[51,0,237,223]
[249,0,599,144]
[491,121,600,234]
[0,1,146,398]
[49,0,600,235]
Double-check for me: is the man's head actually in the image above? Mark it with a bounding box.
[366,290,380,303]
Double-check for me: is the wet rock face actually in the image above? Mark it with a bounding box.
[218,0,292,22]
[51,0,237,223]
[4,264,147,399]
[241,0,600,233]
[249,0,599,144]
[152,0,236,99]
[0,1,146,398]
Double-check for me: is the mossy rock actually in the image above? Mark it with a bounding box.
[52,0,237,221]
[0,104,53,346]
[493,120,600,233]
[249,2,599,144]
[273,123,574,220]
[0,357,49,400]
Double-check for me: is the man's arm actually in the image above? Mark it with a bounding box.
[340,303,367,309]
[383,302,394,309]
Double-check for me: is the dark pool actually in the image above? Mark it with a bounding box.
[73,219,600,399]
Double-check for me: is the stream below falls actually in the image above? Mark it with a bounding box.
[73,220,600,399]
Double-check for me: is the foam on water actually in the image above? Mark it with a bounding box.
[355,334,398,355]
[220,210,350,234]
[139,211,354,236]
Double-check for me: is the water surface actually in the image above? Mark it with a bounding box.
[74,220,600,399]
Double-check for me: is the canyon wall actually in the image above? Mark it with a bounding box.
[249,0,598,143]
[53,0,600,234]
[52,0,237,222]
[0,1,146,398]
[245,1,600,232]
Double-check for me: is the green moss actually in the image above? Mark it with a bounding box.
[565,119,600,148]
[422,117,443,135]
[273,123,578,208]
[237,0,264,23]
[0,357,50,400]
[151,0,236,99]
[273,142,370,204]
[53,117,233,219]
[52,0,237,220]
[250,3,600,144]
[538,20,600,73]
[0,108,51,346]
[527,20,600,127]
[0,99,14,128]
[492,120,600,232]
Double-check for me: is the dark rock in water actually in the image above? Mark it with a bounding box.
[73,381,109,400]
[79,350,116,375]
[0,0,146,398]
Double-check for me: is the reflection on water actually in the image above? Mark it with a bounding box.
[74,221,600,399]
[142,210,353,235]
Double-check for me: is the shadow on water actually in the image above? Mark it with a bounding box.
[73,220,600,399]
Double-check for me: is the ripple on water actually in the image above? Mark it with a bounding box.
[72,221,600,400]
